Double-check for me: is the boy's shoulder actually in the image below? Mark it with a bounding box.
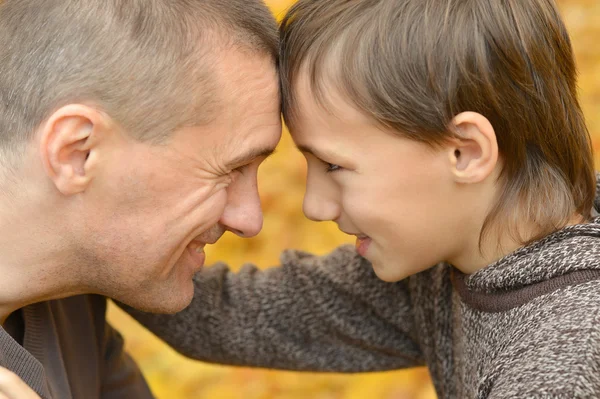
[485,278,600,397]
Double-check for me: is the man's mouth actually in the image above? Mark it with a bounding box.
[186,241,208,271]
[188,241,206,253]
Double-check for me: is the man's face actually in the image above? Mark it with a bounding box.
[81,51,281,312]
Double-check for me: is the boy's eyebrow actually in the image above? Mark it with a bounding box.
[295,143,324,158]
[225,147,277,169]
[295,143,338,162]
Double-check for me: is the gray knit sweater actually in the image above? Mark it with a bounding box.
[125,188,600,398]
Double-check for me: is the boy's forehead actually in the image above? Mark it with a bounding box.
[291,73,373,132]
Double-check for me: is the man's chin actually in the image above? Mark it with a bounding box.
[117,285,194,314]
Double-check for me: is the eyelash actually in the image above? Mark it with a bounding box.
[325,162,342,173]
[232,163,252,174]
[224,167,243,180]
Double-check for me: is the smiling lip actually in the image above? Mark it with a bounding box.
[186,241,207,271]
[355,236,371,257]
[339,229,371,257]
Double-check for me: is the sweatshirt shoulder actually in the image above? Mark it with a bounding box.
[484,280,600,397]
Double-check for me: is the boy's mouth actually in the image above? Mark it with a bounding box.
[355,235,372,257]
[338,228,371,256]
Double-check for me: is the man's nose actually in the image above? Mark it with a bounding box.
[302,170,340,222]
[219,175,264,238]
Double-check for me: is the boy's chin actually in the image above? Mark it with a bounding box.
[371,262,405,282]
[371,260,431,282]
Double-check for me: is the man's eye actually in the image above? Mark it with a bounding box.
[325,163,342,173]
[232,164,249,174]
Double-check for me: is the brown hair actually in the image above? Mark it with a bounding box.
[0,0,277,154]
[280,0,596,245]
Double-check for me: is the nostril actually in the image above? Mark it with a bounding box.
[228,228,245,237]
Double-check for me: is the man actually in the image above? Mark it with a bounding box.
[0,0,281,397]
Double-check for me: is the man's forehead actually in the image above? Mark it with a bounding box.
[199,50,282,169]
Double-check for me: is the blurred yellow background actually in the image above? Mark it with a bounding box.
[107,1,600,398]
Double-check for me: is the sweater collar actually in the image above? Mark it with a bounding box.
[0,325,51,398]
[454,216,600,292]
[452,176,600,306]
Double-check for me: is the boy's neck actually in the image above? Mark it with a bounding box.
[452,213,586,275]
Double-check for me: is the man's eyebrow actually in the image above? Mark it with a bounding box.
[225,147,277,169]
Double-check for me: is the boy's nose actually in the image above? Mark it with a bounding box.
[302,181,341,222]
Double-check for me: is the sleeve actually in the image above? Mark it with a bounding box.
[120,245,424,372]
[99,322,155,399]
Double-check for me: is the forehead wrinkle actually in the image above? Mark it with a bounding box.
[221,51,279,105]
[216,53,280,130]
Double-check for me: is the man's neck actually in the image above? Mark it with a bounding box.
[0,206,83,324]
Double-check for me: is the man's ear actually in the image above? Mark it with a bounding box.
[447,112,499,184]
[39,104,106,196]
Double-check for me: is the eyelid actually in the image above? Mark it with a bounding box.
[230,164,250,176]
[325,162,342,173]
[303,152,346,173]
[231,155,269,174]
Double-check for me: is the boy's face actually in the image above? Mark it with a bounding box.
[290,77,473,281]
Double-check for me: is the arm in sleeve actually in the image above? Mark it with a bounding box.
[120,245,424,372]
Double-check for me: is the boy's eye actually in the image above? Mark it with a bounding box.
[325,162,342,173]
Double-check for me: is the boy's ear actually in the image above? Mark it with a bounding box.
[447,111,499,184]
[39,104,107,196]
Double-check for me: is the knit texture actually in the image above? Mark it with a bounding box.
[126,179,600,398]
[0,295,154,399]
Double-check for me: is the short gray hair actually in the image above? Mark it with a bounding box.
[0,0,278,155]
